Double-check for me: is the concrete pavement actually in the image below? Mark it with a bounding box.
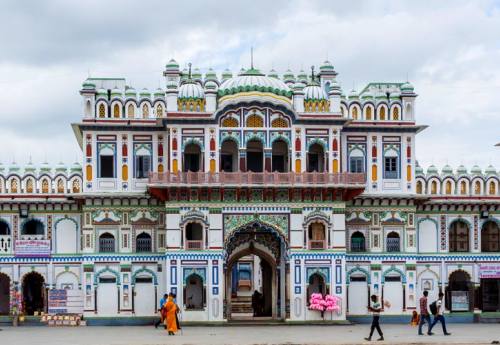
[1,324,499,344]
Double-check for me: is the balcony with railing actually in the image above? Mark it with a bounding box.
[149,171,366,187]
[185,240,204,250]
[308,240,326,250]
[386,238,401,252]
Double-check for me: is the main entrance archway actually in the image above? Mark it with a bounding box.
[22,272,45,315]
[0,273,10,315]
[224,221,287,321]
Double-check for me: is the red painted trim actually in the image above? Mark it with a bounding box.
[0,195,70,199]
[83,119,157,124]
[430,196,500,200]
[167,112,212,117]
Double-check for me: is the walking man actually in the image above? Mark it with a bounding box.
[154,293,168,328]
[429,292,451,336]
[418,290,432,335]
[364,294,384,342]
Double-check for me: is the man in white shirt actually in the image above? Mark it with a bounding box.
[428,292,451,336]
[364,294,384,341]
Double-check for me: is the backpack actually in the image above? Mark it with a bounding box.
[429,301,438,315]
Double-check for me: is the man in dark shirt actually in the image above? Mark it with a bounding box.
[418,290,432,335]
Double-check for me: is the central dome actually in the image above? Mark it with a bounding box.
[218,68,292,98]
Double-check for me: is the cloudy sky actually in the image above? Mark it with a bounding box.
[1,0,499,171]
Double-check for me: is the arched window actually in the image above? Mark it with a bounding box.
[113,103,120,118]
[430,180,438,194]
[365,107,372,120]
[184,274,205,310]
[489,181,497,195]
[449,221,469,252]
[136,232,152,252]
[352,107,358,120]
[26,179,34,193]
[156,104,163,117]
[10,179,18,193]
[98,103,106,118]
[392,107,399,120]
[307,273,327,304]
[246,114,263,127]
[445,180,452,195]
[183,143,202,172]
[271,139,289,172]
[57,179,65,193]
[307,143,325,172]
[474,180,482,195]
[185,223,203,250]
[85,100,92,117]
[460,180,467,195]
[127,103,135,118]
[481,221,500,252]
[222,117,238,127]
[271,117,288,128]
[416,181,423,194]
[379,107,386,121]
[308,223,326,249]
[22,219,44,236]
[99,232,115,253]
[386,232,400,252]
[350,231,366,252]
[142,104,149,118]
[72,179,80,193]
[41,179,49,193]
[0,220,10,235]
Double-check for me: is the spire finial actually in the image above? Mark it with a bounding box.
[188,62,192,79]
[251,46,254,69]
[311,65,315,82]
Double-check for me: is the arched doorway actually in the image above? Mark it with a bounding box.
[449,220,470,252]
[0,273,10,315]
[350,231,366,252]
[224,221,287,320]
[21,219,44,238]
[246,140,264,172]
[307,143,325,172]
[220,139,238,172]
[183,143,203,172]
[22,272,45,315]
[446,270,472,312]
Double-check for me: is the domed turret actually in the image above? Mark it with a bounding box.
[165,58,180,71]
[111,87,122,98]
[39,161,51,174]
[457,165,467,175]
[292,82,306,92]
[415,163,424,176]
[205,68,218,84]
[204,80,218,92]
[180,68,189,81]
[401,81,414,93]
[427,165,438,176]
[82,80,96,90]
[283,69,295,83]
[319,60,334,73]
[192,68,202,82]
[154,88,164,99]
[70,161,82,174]
[9,161,20,174]
[303,84,328,101]
[125,86,136,98]
[348,89,359,100]
[0,161,4,174]
[374,89,386,102]
[297,70,308,84]
[96,88,107,98]
[25,160,36,174]
[485,165,497,176]
[178,82,204,100]
[471,165,482,175]
[139,88,150,99]
[267,69,279,79]
[221,69,233,82]
[218,68,292,98]
[55,161,67,174]
[441,164,453,175]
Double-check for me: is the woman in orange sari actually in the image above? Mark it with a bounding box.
[164,294,178,335]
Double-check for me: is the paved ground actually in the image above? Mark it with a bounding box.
[1,324,500,344]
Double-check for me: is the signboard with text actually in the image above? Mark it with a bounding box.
[479,264,500,279]
[451,291,469,311]
[48,289,84,314]
[14,240,51,257]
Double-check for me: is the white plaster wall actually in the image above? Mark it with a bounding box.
[418,219,438,253]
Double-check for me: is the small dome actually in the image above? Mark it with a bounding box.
[139,88,150,98]
[96,88,107,97]
[361,89,373,99]
[70,161,82,173]
[0,162,4,173]
[471,165,482,175]
[303,84,328,101]
[457,165,467,175]
[442,164,453,175]
[178,81,204,100]
[297,70,308,84]
[401,81,414,93]
[415,163,424,175]
[218,68,292,98]
[320,60,334,72]
[39,161,51,174]
[390,91,401,100]
[292,82,306,92]
[165,58,179,70]
[485,165,497,176]
[9,161,20,173]
[180,68,188,81]
[374,90,386,100]
[125,87,136,97]
[192,68,202,81]
[427,165,438,175]
[205,68,218,83]
[55,161,67,173]
[154,88,164,99]
[25,160,36,174]
[238,67,246,76]
[82,80,96,90]
[166,80,178,90]
[283,69,295,83]
[221,69,233,81]
[111,87,122,98]
[267,69,279,79]
[348,89,359,99]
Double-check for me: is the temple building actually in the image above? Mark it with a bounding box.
[0,59,498,322]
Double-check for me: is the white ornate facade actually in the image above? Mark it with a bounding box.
[0,59,498,322]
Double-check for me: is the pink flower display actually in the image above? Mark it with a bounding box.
[309,293,341,315]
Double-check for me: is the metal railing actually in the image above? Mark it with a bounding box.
[99,238,115,253]
[136,238,152,252]
[308,240,326,250]
[386,238,400,252]
[350,239,366,252]
[186,240,204,250]
[149,171,365,187]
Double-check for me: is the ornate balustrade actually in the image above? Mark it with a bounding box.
[149,171,365,187]
[185,240,204,250]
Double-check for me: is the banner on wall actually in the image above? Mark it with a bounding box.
[451,291,469,311]
[14,240,51,257]
[48,289,84,314]
[479,264,500,279]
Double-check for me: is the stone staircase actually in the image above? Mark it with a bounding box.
[231,296,253,315]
